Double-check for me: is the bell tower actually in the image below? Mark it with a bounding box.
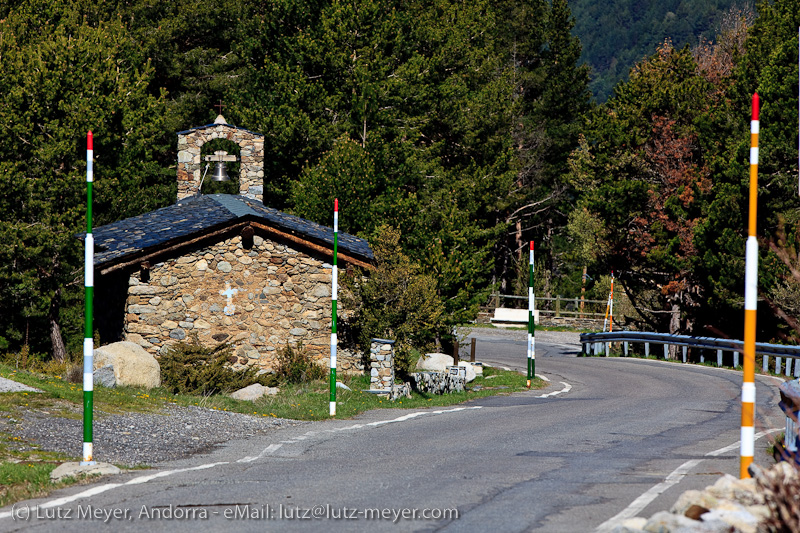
[176,114,265,202]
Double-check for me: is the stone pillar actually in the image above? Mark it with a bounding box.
[369,338,395,393]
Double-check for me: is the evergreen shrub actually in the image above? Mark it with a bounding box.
[160,338,276,395]
[274,343,325,384]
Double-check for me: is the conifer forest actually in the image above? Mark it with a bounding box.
[1,0,800,359]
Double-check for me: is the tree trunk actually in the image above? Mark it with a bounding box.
[49,289,67,363]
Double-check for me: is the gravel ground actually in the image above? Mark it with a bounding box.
[3,402,301,467]
[0,376,42,393]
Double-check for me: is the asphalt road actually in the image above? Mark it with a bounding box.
[0,329,785,532]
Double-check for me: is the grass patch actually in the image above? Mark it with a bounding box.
[238,367,544,421]
[0,460,68,508]
[0,427,88,508]
[0,362,544,423]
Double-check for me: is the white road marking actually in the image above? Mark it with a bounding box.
[535,382,572,398]
[0,462,231,520]
[0,407,481,520]
[237,443,283,463]
[594,428,782,532]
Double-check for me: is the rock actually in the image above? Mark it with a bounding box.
[642,511,700,532]
[125,333,153,349]
[93,365,116,388]
[707,474,761,505]
[311,284,330,298]
[611,517,646,532]
[457,361,477,382]
[683,504,709,520]
[93,342,161,389]
[630,461,791,533]
[700,505,760,533]
[416,353,454,372]
[336,381,351,391]
[265,386,279,396]
[391,382,412,400]
[671,489,719,515]
[673,519,733,532]
[50,462,121,483]
[230,383,266,401]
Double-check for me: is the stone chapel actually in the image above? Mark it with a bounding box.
[90,115,373,373]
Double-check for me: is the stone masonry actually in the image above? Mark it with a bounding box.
[369,339,395,392]
[177,115,265,202]
[123,232,362,373]
[368,339,411,400]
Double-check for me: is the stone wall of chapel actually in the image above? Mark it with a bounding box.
[123,233,362,373]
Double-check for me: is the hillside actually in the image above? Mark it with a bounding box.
[569,0,741,101]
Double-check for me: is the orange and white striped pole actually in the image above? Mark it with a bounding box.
[603,272,614,333]
[740,93,759,479]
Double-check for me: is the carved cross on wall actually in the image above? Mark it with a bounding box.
[220,282,238,316]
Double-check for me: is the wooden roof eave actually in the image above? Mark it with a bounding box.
[97,219,374,276]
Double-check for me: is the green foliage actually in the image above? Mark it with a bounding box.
[342,226,446,361]
[159,340,270,395]
[0,1,169,358]
[0,0,594,356]
[274,343,326,384]
[569,0,742,101]
[567,41,722,333]
[291,136,383,237]
[20,0,800,352]
[566,1,800,341]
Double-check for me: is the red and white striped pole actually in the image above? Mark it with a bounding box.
[741,93,759,479]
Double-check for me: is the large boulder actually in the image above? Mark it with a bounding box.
[230,383,267,401]
[230,383,280,401]
[93,342,161,389]
[457,361,477,383]
[416,353,454,372]
[468,362,484,376]
[93,365,116,388]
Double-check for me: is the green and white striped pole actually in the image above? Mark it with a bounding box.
[82,131,96,465]
[527,240,535,388]
[330,198,338,417]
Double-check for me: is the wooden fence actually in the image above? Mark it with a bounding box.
[488,294,611,320]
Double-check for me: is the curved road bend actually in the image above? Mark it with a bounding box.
[467,328,784,532]
[0,329,784,533]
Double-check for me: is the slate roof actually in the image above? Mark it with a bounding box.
[176,122,262,137]
[90,194,373,268]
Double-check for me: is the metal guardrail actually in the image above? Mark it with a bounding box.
[580,330,800,377]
